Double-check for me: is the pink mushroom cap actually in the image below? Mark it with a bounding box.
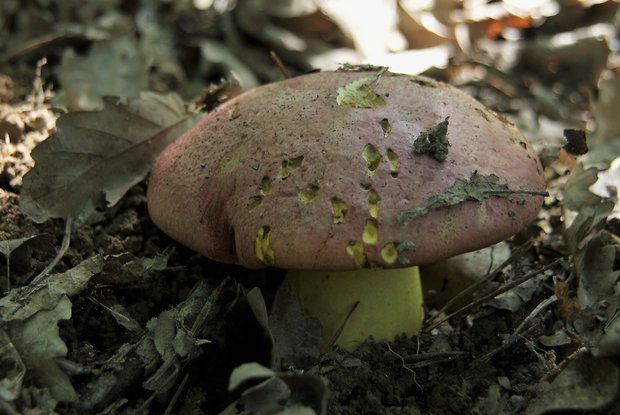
[147,69,546,271]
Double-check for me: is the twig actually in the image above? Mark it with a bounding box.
[329,301,360,349]
[30,217,72,285]
[539,346,588,383]
[431,241,533,319]
[425,258,563,332]
[270,51,291,79]
[164,373,189,415]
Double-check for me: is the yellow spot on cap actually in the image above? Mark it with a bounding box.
[380,118,391,138]
[380,242,398,265]
[259,176,272,196]
[385,149,399,176]
[246,196,263,210]
[362,144,381,176]
[362,219,379,245]
[277,155,304,179]
[298,183,320,203]
[367,189,380,219]
[255,226,275,266]
[346,241,366,268]
[331,198,348,224]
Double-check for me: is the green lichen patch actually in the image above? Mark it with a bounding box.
[331,197,348,224]
[336,69,387,109]
[398,172,548,226]
[346,241,367,268]
[298,182,320,203]
[277,155,304,179]
[380,118,392,138]
[221,153,240,175]
[367,189,380,218]
[362,144,382,176]
[396,240,417,265]
[255,226,275,266]
[385,149,399,177]
[259,176,272,196]
[362,219,379,245]
[246,195,263,210]
[413,116,450,162]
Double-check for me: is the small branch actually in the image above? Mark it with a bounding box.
[425,258,563,332]
[30,217,73,285]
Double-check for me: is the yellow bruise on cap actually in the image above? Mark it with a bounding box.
[346,241,366,268]
[362,219,379,245]
[298,183,320,203]
[246,195,263,210]
[277,155,304,179]
[381,242,398,265]
[385,149,399,175]
[255,226,275,266]
[367,189,380,219]
[259,176,272,196]
[362,144,381,176]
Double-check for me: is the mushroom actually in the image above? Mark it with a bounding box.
[147,68,546,351]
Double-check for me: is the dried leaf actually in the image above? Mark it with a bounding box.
[20,92,198,223]
[269,282,322,368]
[0,328,25,401]
[8,295,78,402]
[0,255,104,323]
[58,36,147,111]
[575,235,619,309]
[225,362,328,415]
[526,354,618,414]
[398,172,546,226]
[562,164,602,210]
[591,71,620,147]
[228,362,275,391]
[0,234,48,258]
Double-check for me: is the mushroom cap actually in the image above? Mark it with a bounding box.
[147,70,545,271]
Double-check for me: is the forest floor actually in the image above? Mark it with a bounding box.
[1,1,620,414]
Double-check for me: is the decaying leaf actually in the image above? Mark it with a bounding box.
[8,295,77,402]
[398,172,546,226]
[413,116,450,161]
[20,92,198,223]
[336,68,386,108]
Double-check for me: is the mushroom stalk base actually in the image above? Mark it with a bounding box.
[286,266,424,351]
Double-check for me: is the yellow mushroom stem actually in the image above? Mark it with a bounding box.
[286,266,424,351]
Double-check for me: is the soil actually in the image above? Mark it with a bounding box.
[1,2,620,414]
